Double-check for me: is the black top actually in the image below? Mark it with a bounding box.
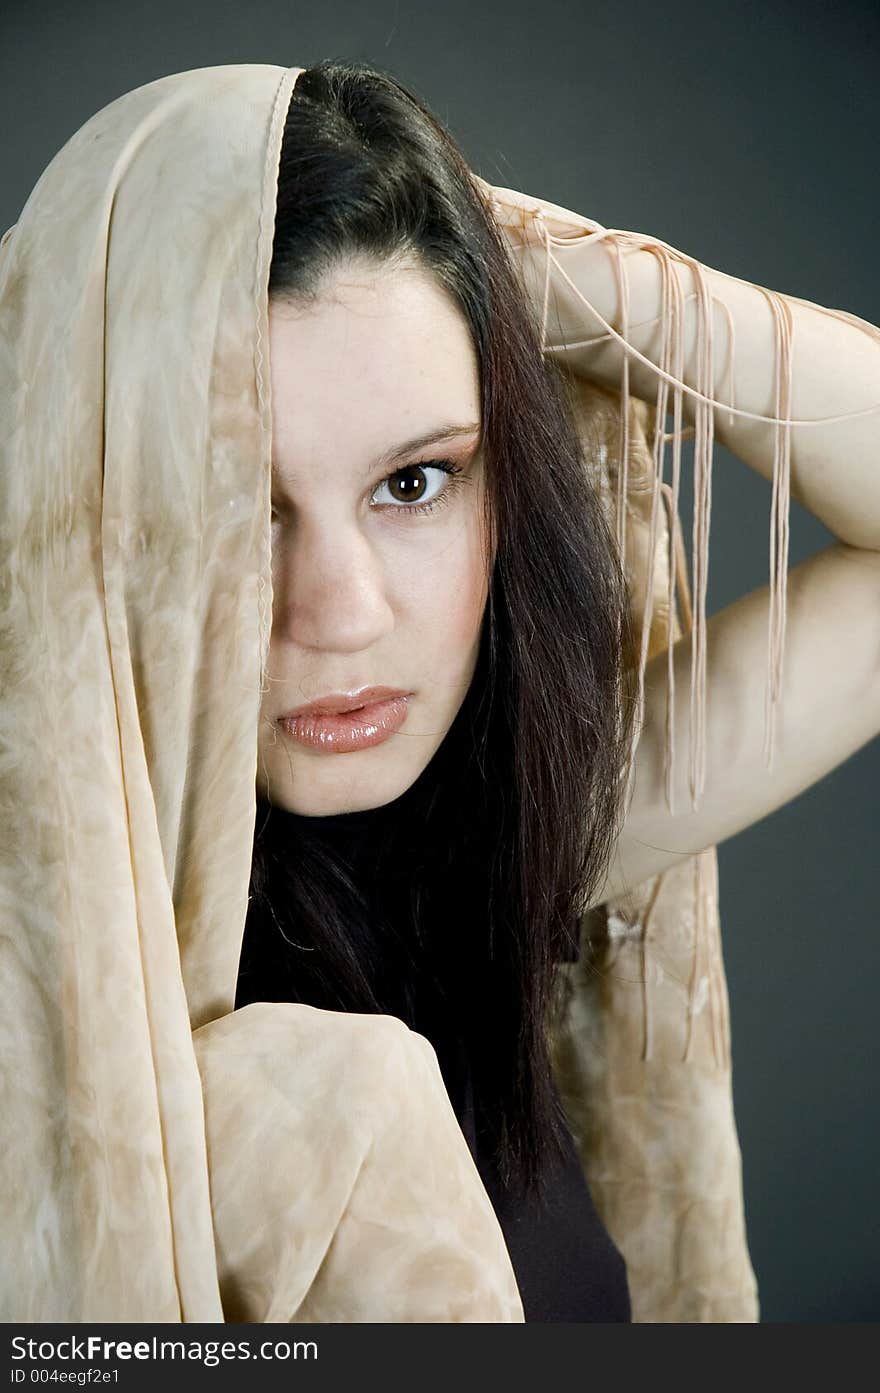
[236,800,631,1324]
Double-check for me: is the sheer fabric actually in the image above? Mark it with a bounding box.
[235,802,632,1322]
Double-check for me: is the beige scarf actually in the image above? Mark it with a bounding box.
[3,61,847,1321]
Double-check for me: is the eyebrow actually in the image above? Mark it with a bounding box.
[375,421,482,468]
[271,421,481,490]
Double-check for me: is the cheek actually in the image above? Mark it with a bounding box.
[395,514,489,673]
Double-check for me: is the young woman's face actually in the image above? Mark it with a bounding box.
[258,257,492,816]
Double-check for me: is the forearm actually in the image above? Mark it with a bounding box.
[483,179,880,804]
[571,243,880,551]
[485,175,880,553]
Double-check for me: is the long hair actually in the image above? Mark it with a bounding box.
[237,59,638,1201]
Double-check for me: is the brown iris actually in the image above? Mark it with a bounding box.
[387,466,428,503]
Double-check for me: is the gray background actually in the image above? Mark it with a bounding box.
[2,0,877,1322]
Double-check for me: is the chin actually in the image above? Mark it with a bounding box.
[257,752,427,817]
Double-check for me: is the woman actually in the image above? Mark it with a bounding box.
[0,60,877,1323]
[234,61,641,1323]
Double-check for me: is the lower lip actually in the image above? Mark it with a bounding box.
[278,695,412,753]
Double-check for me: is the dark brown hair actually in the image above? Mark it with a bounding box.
[236,59,638,1201]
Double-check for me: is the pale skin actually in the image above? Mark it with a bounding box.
[481,184,879,903]
[260,230,880,906]
[259,255,491,817]
[531,217,880,907]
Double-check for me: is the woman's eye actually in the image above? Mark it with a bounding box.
[270,459,468,527]
[372,461,462,512]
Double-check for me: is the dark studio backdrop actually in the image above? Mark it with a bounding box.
[1,0,877,1324]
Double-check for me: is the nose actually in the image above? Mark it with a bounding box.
[272,514,396,655]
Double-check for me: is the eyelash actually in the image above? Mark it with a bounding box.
[271,459,467,525]
[372,459,466,517]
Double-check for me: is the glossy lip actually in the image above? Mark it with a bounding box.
[277,690,412,754]
[279,686,410,719]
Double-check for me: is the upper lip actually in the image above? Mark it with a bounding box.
[278,686,410,719]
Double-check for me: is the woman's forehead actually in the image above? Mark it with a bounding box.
[268,267,481,485]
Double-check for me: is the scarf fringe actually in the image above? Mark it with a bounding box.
[506,201,880,814]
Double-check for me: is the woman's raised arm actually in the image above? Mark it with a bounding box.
[482,181,880,903]
[594,538,880,905]
[482,178,880,547]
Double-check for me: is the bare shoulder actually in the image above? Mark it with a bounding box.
[589,542,880,908]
